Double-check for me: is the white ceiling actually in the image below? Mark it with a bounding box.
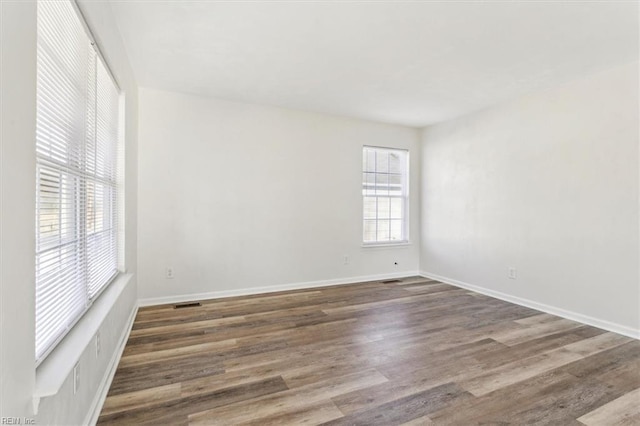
[110,1,639,127]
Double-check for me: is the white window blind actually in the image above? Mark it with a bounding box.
[35,0,120,364]
[362,146,409,244]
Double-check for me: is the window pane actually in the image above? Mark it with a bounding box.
[363,172,376,196]
[390,198,403,219]
[363,149,376,172]
[376,151,389,173]
[389,173,402,185]
[364,220,377,242]
[37,167,79,250]
[363,197,376,219]
[375,173,389,196]
[87,180,115,235]
[35,241,85,358]
[389,174,402,196]
[35,1,88,171]
[38,168,62,243]
[377,197,390,219]
[390,220,403,241]
[377,220,390,241]
[95,58,119,181]
[87,227,117,298]
[389,152,402,173]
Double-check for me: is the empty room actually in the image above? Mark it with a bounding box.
[1,0,639,425]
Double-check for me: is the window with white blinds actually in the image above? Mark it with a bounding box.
[35,0,120,364]
[362,146,409,244]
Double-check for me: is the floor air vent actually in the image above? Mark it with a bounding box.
[382,279,402,284]
[173,301,202,309]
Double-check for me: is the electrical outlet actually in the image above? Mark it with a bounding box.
[166,267,174,279]
[343,255,349,265]
[95,331,101,357]
[508,267,517,279]
[73,364,79,395]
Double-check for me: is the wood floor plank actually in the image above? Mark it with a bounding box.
[596,358,640,392]
[239,400,344,426]
[108,352,225,395]
[400,283,458,294]
[472,326,606,370]
[320,290,456,315]
[324,382,472,425]
[188,369,389,425]
[499,377,623,425]
[398,416,434,425]
[393,277,436,286]
[429,369,579,424]
[99,377,288,426]
[333,339,507,415]
[490,317,585,346]
[460,332,632,396]
[562,340,640,382]
[515,312,563,325]
[98,276,640,425]
[578,387,640,426]
[100,383,181,417]
[124,320,294,356]
[119,338,237,367]
[128,315,247,338]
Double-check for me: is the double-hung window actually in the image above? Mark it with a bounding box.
[362,146,409,245]
[35,0,120,364]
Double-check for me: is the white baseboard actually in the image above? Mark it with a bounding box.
[84,304,139,426]
[420,271,639,340]
[138,271,420,307]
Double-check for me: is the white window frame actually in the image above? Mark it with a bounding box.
[362,146,409,246]
[35,0,121,366]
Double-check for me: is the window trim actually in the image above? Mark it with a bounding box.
[362,145,410,246]
[361,241,412,249]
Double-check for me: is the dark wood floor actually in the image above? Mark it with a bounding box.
[98,276,640,425]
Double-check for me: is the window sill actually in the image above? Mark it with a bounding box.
[33,272,132,412]
[361,241,411,249]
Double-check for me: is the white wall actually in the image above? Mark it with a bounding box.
[0,1,139,424]
[1,0,38,418]
[137,88,420,302]
[420,61,640,336]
